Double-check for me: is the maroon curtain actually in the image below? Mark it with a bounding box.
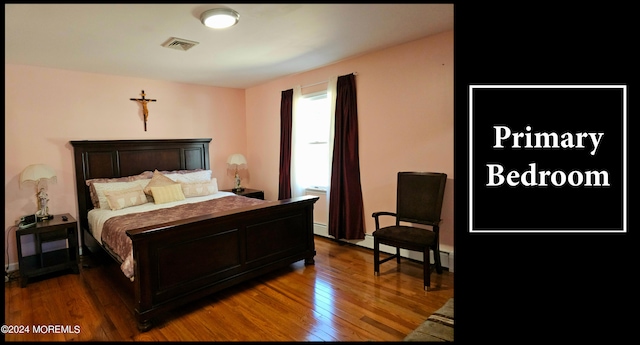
[328,74,365,240]
[278,89,293,200]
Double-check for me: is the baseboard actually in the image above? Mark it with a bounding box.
[313,223,454,272]
[6,263,18,273]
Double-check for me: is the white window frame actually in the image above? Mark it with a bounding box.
[295,90,331,191]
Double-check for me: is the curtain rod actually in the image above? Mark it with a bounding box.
[300,72,358,89]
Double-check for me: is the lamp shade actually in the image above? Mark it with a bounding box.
[227,154,247,168]
[200,8,240,29]
[20,164,57,186]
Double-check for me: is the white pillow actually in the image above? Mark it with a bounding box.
[165,170,212,183]
[93,179,151,209]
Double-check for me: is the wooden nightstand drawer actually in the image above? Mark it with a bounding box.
[38,227,71,243]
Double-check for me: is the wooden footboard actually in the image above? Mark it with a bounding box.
[129,195,317,331]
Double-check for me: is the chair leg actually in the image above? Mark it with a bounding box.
[423,246,430,291]
[433,246,443,274]
[374,239,380,276]
[433,226,443,274]
[396,247,401,264]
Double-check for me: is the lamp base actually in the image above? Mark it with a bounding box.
[232,187,245,193]
[36,214,54,222]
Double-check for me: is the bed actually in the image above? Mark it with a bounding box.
[70,138,318,331]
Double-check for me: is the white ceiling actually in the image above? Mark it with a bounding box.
[5,4,453,89]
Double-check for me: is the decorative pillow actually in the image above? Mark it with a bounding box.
[165,170,212,183]
[150,184,186,204]
[86,171,153,208]
[93,180,151,209]
[181,178,219,198]
[103,185,148,211]
[143,170,179,196]
[157,168,204,175]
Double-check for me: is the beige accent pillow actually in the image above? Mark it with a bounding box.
[93,180,152,209]
[150,184,186,204]
[181,178,219,198]
[103,185,148,211]
[144,170,179,196]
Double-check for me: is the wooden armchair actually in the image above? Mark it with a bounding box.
[372,172,447,290]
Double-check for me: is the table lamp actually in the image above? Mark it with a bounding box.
[20,164,57,221]
[227,154,247,192]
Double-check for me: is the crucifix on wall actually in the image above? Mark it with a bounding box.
[130,90,157,131]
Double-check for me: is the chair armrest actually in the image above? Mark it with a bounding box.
[372,211,396,218]
[372,211,397,230]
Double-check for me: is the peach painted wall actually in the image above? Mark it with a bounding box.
[4,66,246,267]
[245,31,454,253]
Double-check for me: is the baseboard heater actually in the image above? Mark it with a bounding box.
[304,188,453,272]
[312,223,452,272]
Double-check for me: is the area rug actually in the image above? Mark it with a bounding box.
[404,298,454,342]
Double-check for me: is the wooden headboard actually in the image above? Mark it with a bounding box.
[70,138,212,232]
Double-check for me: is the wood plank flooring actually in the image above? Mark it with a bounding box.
[4,235,453,341]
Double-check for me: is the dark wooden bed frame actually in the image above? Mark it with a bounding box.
[70,138,318,331]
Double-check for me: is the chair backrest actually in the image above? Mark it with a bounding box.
[396,172,447,226]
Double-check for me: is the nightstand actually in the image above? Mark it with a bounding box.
[15,213,79,287]
[222,188,264,200]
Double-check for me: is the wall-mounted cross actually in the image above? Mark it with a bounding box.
[130,90,157,131]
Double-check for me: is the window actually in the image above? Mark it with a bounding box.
[295,91,330,190]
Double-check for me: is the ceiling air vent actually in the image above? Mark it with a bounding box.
[162,37,199,51]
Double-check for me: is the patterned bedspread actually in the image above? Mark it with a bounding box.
[101,195,268,280]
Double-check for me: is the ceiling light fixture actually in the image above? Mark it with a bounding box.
[200,8,240,29]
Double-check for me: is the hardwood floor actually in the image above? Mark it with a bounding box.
[4,235,453,341]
